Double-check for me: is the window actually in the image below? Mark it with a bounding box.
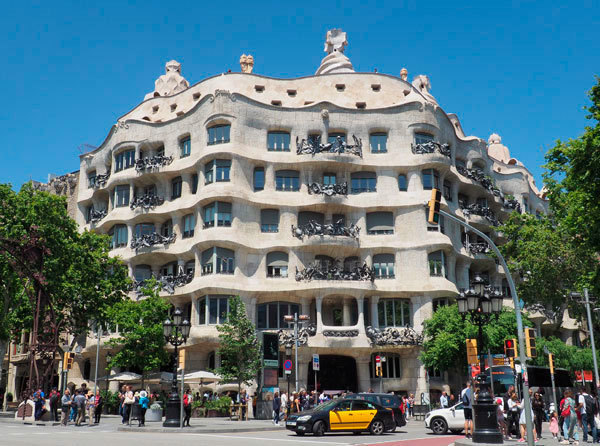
[134,264,152,282]
[266,251,288,278]
[115,149,135,172]
[191,174,198,194]
[414,132,434,145]
[398,174,407,191]
[253,167,265,191]
[88,171,96,188]
[443,180,452,201]
[171,176,182,199]
[366,212,394,235]
[369,133,388,153]
[183,214,196,238]
[373,253,395,278]
[428,367,442,378]
[298,211,325,227]
[261,209,279,233]
[344,256,360,271]
[257,301,299,329]
[134,223,154,237]
[160,262,176,277]
[523,197,529,213]
[422,169,440,190]
[108,224,127,249]
[197,295,232,324]
[205,159,231,184]
[161,219,173,237]
[476,197,488,208]
[185,260,195,276]
[323,173,336,185]
[179,136,191,158]
[378,299,411,327]
[370,353,402,379]
[114,185,130,207]
[428,251,447,278]
[275,170,300,191]
[433,298,449,312]
[351,172,376,193]
[141,184,156,196]
[267,131,290,151]
[203,202,232,228]
[207,124,230,145]
[458,193,469,207]
[201,247,234,275]
[315,255,334,271]
[327,132,346,144]
[502,278,511,297]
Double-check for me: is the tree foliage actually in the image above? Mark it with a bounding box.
[215,296,261,394]
[531,337,599,372]
[106,278,170,379]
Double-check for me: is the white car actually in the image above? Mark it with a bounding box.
[424,403,465,435]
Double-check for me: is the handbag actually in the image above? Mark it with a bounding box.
[595,414,600,430]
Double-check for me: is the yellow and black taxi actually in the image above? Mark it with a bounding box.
[285,398,395,436]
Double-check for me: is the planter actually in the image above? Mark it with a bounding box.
[206,409,227,417]
[192,408,206,418]
[146,408,162,422]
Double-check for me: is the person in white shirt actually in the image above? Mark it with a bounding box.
[280,391,288,422]
[461,381,474,439]
[440,391,449,408]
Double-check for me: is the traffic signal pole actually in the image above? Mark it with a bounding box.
[439,208,535,446]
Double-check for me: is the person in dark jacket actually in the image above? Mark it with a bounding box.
[182,389,192,427]
[49,388,60,421]
[531,391,545,439]
[94,391,103,424]
[272,392,281,425]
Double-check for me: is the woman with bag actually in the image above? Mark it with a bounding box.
[507,392,521,439]
[182,389,191,427]
[560,389,579,445]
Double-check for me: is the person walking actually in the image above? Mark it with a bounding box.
[94,391,103,424]
[532,391,545,439]
[33,389,45,421]
[440,391,449,408]
[74,389,87,426]
[87,391,95,426]
[122,386,135,425]
[560,389,580,445]
[408,393,415,418]
[272,392,281,425]
[60,389,72,426]
[280,391,288,421]
[580,387,598,443]
[518,394,537,443]
[461,381,474,439]
[139,390,149,427]
[182,389,191,427]
[49,388,60,422]
[507,392,521,439]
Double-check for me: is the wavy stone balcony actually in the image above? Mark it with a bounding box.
[307,182,348,196]
[296,135,363,158]
[130,232,176,251]
[292,219,360,240]
[457,166,503,197]
[134,154,173,172]
[295,261,375,282]
[132,271,194,296]
[130,194,165,210]
[460,203,499,226]
[365,326,424,346]
[411,141,451,158]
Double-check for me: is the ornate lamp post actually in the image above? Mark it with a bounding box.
[283,313,310,392]
[457,274,504,444]
[162,308,191,427]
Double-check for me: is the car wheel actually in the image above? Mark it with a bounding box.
[369,419,385,435]
[430,417,448,435]
[295,432,305,436]
[450,429,463,434]
[312,420,325,436]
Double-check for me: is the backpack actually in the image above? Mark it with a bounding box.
[584,394,596,415]
[462,390,470,406]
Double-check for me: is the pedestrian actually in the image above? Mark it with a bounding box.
[139,390,149,427]
[461,381,474,439]
[440,391,449,408]
[60,389,71,426]
[272,391,281,425]
[280,391,288,421]
[49,387,60,422]
[87,391,95,426]
[449,393,456,406]
[496,397,509,441]
[94,391,103,424]
[74,389,87,426]
[560,388,579,445]
[118,385,126,421]
[33,389,45,421]
[579,387,598,443]
[408,393,415,418]
[518,394,536,443]
[532,391,545,439]
[239,389,248,420]
[182,389,191,427]
[122,386,135,425]
[507,392,521,439]
[549,411,560,441]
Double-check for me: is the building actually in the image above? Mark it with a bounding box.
[5,29,584,402]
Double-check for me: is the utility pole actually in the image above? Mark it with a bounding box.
[284,313,309,392]
[93,324,101,399]
[584,289,600,393]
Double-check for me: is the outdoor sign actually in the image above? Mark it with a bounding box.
[375,355,381,365]
[262,332,279,368]
[575,370,594,382]
[284,359,292,375]
[312,354,320,371]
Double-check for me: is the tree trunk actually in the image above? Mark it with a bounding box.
[0,338,7,402]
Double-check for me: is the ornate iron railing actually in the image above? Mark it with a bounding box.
[296,135,362,157]
[292,219,360,240]
[463,241,491,255]
[307,182,348,196]
[503,198,522,213]
[135,155,173,172]
[365,326,423,346]
[278,324,317,347]
[460,203,499,226]
[89,208,107,223]
[456,166,502,197]
[129,194,165,210]
[130,232,176,250]
[93,173,110,188]
[295,261,375,282]
[323,329,359,337]
[411,141,451,157]
[158,272,194,294]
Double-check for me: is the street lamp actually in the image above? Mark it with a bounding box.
[162,308,191,427]
[283,313,309,392]
[458,276,504,444]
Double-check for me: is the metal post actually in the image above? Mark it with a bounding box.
[584,288,600,393]
[180,368,184,429]
[314,370,317,404]
[93,325,101,399]
[488,349,495,397]
[550,363,558,415]
[440,208,534,445]
[294,313,299,392]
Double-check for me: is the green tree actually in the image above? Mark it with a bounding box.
[215,295,261,396]
[531,337,599,373]
[0,182,130,392]
[420,304,529,372]
[106,278,170,384]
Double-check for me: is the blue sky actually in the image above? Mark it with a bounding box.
[1,1,598,188]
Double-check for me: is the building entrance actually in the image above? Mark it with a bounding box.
[308,355,357,393]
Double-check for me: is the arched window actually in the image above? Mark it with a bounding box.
[428,251,447,278]
[260,209,279,233]
[378,299,411,327]
[414,132,433,145]
[373,253,395,278]
[257,301,300,329]
[267,131,291,151]
[422,169,440,190]
[207,124,230,145]
[114,149,135,172]
[398,174,407,191]
[351,172,376,193]
[197,295,232,324]
[108,224,127,249]
[266,251,288,278]
[298,211,324,227]
[275,170,300,191]
[205,159,231,184]
[366,212,394,234]
[369,353,401,379]
[369,132,388,153]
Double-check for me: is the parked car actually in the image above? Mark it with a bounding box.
[424,402,465,435]
[285,398,395,436]
[344,393,406,428]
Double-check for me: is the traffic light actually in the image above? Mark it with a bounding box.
[63,352,74,370]
[525,327,537,358]
[548,353,554,375]
[427,188,442,224]
[375,365,382,377]
[504,338,517,359]
[178,348,186,370]
[466,338,478,365]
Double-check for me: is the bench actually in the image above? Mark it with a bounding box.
[412,404,429,421]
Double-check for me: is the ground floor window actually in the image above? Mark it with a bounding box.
[369,353,402,379]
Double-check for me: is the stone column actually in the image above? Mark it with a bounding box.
[301,298,310,318]
[181,172,192,196]
[265,164,275,190]
[408,170,422,191]
[414,360,429,404]
[172,215,182,238]
[356,358,372,393]
[316,296,324,334]
[355,296,365,334]
[370,296,380,328]
[342,298,352,326]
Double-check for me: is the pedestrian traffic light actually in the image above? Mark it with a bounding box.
[548,353,554,375]
[504,338,517,358]
[466,339,478,365]
[427,189,442,224]
[63,352,74,370]
[525,327,537,358]
[375,364,383,377]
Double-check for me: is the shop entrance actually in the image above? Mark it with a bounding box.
[308,355,357,393]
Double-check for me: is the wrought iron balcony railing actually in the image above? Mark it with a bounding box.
[93,173,110,188]
[129,194,165,210]
[89,208,107,223]
[456,166,502,197]
[295,261,375,282]
[463,241,491,255]
[460,203,499,226]
[130,232,176,250]
[365,326,424,346]
[292,219,360,240]
[502,198,522,213]
[134,155,174,172]
[296,135,362,157]
[411,141,451,157]
[307,182,348,196]
[131,271,193,296]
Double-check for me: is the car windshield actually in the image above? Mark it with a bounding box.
[314,400,338,412]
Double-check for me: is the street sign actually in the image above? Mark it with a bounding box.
[284,359,293,374]
[312,354,320,371]
[375,355,381,365]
